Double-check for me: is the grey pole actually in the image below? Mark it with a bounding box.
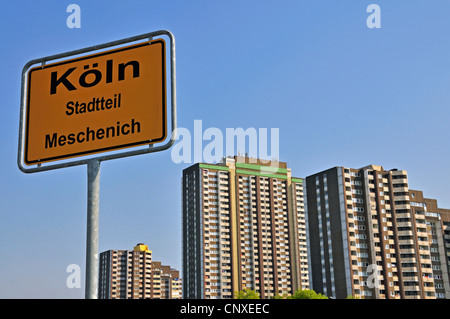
[85,159,101,299]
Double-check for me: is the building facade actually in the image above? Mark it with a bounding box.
[305,165,450,299]
[99,243,182,299]
[182,156,309,299]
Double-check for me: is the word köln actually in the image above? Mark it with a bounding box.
[50,59,140,94]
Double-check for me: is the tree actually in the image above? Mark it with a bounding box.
[234,289,260,299]
[289,289,328,299]
[272,292,289,299]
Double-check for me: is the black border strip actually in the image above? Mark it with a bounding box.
[24,39,167,166]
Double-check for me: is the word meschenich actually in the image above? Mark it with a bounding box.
[45,119,141,149]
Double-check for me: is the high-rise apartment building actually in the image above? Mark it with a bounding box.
[99,243,182,299]
[152,261,182,299]
[182,156,309,299]
[305,165,450,299]
[408,190,450,299]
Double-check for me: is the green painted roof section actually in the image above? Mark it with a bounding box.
[235,162,288,174]
[198,162,303,182]
[235,169,288,180]
[199,163,229,171]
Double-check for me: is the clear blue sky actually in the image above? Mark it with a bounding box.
[2,1,450,298]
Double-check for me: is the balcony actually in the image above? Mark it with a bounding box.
[422,276,434,283]
[397,221,413,228]
[391,170,407,176]
[403,276,419,282]
[398,230,414,236]
[415,211,426,218]
[396,212,410,219]
[404,295,421,299]
[402,266,418,272]
[399,239,415,245]
[395,195,410,201]
[393,174,408,182]
[400,248,416,254]
[395,204,411,210]
[416,231,428,238]
[401,257,417,263]
[403,285,420,292]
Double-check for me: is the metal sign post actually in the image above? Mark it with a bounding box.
[86,159,101,299]
[17,30,177,299]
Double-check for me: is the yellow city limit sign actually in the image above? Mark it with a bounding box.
[23,39,167,166]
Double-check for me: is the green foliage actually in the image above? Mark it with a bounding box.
[272,292,289,299]
[345,295,361,299]
[235,289,330,299]
[288,289,328,299]
[234,289,260,299]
